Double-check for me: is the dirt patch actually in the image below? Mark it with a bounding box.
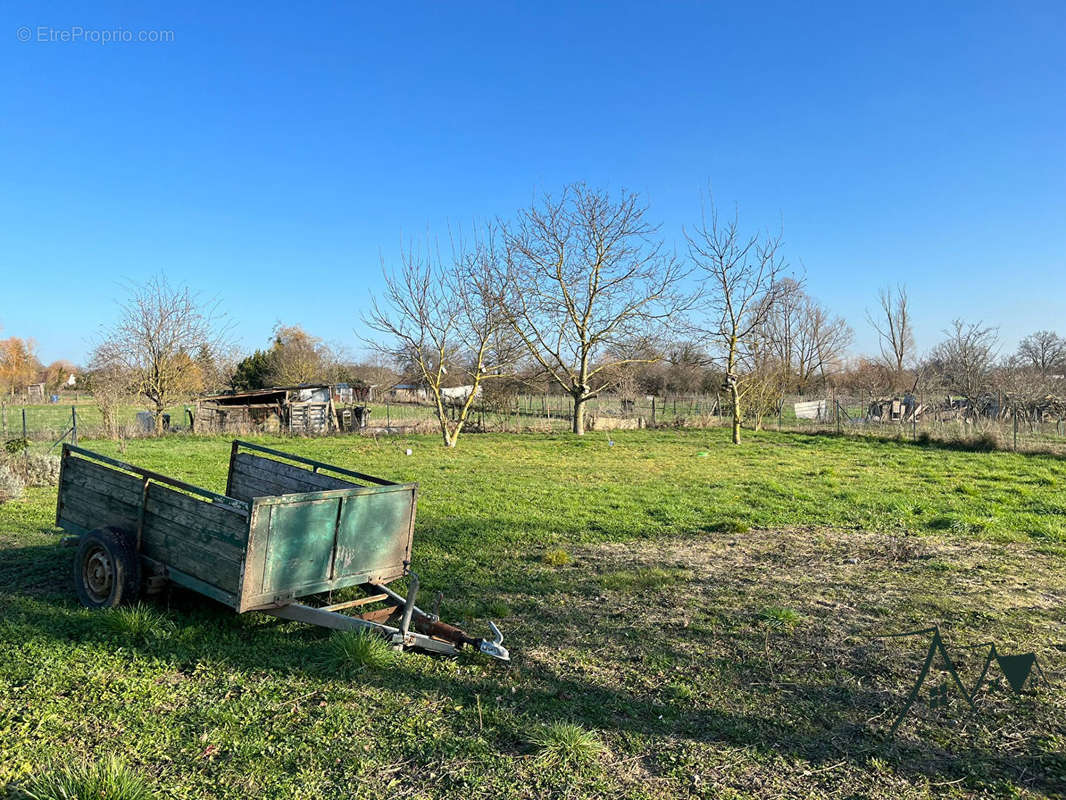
[507,528,1066,798]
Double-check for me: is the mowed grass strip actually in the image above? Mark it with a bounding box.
[71,427,1066,547]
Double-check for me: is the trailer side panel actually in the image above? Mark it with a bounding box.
[57,451,248,605]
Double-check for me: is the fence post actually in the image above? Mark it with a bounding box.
[22,408,27,451]
[1014,408,1018,451]
[651,396,656,425]
[1,401,5,437]
[72,406,78,445]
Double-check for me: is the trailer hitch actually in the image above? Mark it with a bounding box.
[476,621,510,662]
[368,579,511,662]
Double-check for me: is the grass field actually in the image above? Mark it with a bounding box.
[1,429,1064,798]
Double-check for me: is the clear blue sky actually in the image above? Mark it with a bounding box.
[2,1,1063,365]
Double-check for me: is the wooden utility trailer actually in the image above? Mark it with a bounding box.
[56,440,508,660]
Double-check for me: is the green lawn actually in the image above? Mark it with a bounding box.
[1,429,1064,798]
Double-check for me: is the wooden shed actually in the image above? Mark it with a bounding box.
[194,385,337,435]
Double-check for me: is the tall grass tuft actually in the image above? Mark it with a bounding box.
[528,721,607,767]
[15,755,155,800]
[98,604,173,644]
[323,629,395,670]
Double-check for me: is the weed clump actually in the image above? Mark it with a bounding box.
[706,519,750,534]
[757,606,802,630]
[542,548,571,566]
[528,721,607,767]
[0,464,24,503]
[15,755,155,800]
[600,566,687,592]
[4,453,61,487]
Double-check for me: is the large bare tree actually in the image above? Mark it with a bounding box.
[93,275,228,433]
[926,319,999,409]
[1016,330,1065,377]
[366,226,517,447]
[764,279,852,393]
[500,184,690,434]
[686,200,786,444]
[867,284,914,385]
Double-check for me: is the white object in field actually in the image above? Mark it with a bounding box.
[66,374,77,387]
[793,400,827,420]
[405,448,413,456]
[440,385,482,403]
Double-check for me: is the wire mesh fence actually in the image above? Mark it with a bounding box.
[4,391,1065,455]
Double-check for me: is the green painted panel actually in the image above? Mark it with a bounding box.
[236,485,416,611]
[263,499,339,594]
[335,491,412,580]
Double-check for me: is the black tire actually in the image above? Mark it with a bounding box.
[73,527,141,608]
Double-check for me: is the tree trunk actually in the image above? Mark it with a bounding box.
[730,385,742,445]
[572,394,586,435]
[153,406,165,435]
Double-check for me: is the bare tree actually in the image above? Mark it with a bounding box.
[687,200,787,444]
[93,275,228,433]
[926,319,999,409]
[867,284,914,385]
[764,280,852,393]
[1016,330,1066,377]
[85,353,129,439]
[806,302,854,389]
[500,184,690,434]
[349,358,400,396]
[366,226,517,447]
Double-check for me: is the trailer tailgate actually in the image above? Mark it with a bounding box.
[237,483,417,611]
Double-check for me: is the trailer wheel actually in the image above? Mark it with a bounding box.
[74,527,141,608]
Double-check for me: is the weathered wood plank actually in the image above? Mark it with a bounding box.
[59,464,244,592]
[232,453,356,496]
[144,482,247,546]
[64,457,245,536]
[228,464,288,502]
[58,485,242,589]
[62,458,246,545]
[58,480,140,532]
